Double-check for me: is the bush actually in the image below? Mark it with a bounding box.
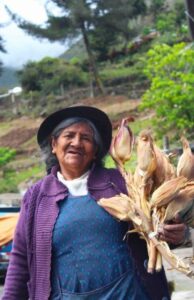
[140,43,194,137]
[19,57,88,95]
[0,165,44,193]
[0,147,16,167]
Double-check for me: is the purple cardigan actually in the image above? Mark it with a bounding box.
[2,165,170,300]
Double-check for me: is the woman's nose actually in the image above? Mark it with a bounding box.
[71,135,81,146]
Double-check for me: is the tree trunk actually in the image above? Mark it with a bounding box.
[185,0,194,40]
[80,23,105,95]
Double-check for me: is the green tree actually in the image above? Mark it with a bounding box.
[6,1,104,94]
[147,0,166,22]
[18,57,88,94]
[155,0,187,36]
[6,0,147,92]
[89,0,146,61]
[140,42,194,137]
[93,0,146,44]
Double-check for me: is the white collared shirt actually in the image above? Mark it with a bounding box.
[57,171,89,196]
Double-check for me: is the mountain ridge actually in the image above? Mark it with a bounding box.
[0,67,19,89]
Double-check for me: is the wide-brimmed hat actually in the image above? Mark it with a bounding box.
[37,105,112,156]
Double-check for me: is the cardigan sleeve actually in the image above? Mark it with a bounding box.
[2,189,32,300]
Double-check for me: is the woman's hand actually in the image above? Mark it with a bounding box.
[158,214,187,245]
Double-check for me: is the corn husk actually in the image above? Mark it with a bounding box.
[150,176,187,209]
[177,137,194,180]
[98,195,132,221]
[163,181,194,224]
[150,236,194,278]
[134,130,157,183]
[152,145,176,188]
[134,130,157,218]
[98,122,194,278]
[110,118,134,165]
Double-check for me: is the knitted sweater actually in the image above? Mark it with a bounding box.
[2,165,170,300]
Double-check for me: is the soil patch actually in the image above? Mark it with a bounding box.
[0,97,144,149]
[0,128,37,149]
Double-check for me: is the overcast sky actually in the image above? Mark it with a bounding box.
[0,0,66,69]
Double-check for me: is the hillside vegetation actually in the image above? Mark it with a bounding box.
[0,95,152,193]
[0,0,193,194]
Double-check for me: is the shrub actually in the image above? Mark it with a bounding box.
[141,43,194,137]
[19,57,88,95]
[0,147,16,167]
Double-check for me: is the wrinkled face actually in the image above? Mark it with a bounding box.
[51,122,97,179]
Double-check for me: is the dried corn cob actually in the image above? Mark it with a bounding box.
[134,130,157,183]
[98,195,132,221]
[150,176,187,209]
[150,236,194,279]
[177,136,194,180]
[100,119,194,277]
[152,144,176,189]
[163,181,194,223]
[110,118,134,165]
[134,130,157,218]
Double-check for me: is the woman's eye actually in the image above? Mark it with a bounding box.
[64,134,73,139]
[82,136,92,142]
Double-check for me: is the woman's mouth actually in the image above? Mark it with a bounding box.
[67,150,83,156]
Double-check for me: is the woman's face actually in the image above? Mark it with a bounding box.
[51,122,97,179]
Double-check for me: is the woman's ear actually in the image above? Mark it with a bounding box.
[51,138,56,154]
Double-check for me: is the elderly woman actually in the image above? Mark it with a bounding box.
[2,105,185,300]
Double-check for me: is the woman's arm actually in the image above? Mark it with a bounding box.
[2,190,32,300]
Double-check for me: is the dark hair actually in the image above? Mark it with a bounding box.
[40,117,105,173]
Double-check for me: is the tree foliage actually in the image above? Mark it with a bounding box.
[88,0,146,61]
[0,147,16,167]
[155,1,187,35]
[147,0,166,21]
[93,1,146,41]
[6,0,147,92]
[18,57,88,94]
[6,0,102,92]
[141,42,194,137]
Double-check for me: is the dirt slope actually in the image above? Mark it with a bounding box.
[0,96,140,152]
[0,95,146,194]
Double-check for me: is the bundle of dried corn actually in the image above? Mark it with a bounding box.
[98,119,194,278]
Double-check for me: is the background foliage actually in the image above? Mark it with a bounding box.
[0,0,194,194]
[141,42,194,137]
[18,57,88,94]
[0,147,16,167]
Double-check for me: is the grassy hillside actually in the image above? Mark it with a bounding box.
[0,95,155,193]
[0,0,191,194]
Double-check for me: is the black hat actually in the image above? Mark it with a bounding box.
[37,105,112,156]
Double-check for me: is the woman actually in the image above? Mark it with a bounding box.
[2,105,185,300]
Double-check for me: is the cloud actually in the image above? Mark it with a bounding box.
[0,0,66,68]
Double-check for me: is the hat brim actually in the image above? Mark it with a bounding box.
[37,105,112,156]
